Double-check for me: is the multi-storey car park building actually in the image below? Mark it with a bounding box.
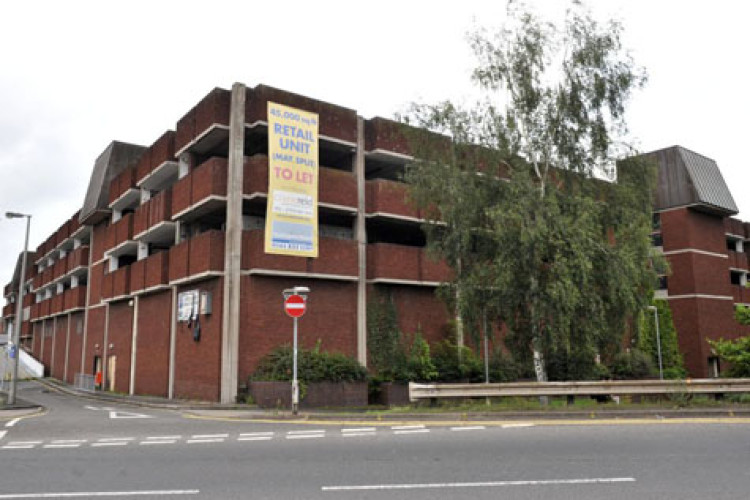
[2,84,749,401]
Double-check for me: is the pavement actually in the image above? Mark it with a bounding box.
[4,378,750,424]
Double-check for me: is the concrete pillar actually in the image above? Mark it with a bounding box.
[178,153,191,179]
[137,242,149,260]
[129,296,139,395]
[140,189,152,204]
[355,117,367,367]
[220,82,246,403]
[63,313,71,383]
[101,303,110,389]
[168,286,177,399]
[81,226,94,375]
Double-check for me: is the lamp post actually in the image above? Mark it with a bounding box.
[647,305,663,380]
[283,286,309,415]
[6,211,31,405]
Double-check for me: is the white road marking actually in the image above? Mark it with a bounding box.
[342,432,376,437]
[51,440,87,444]
[394,429,430,435]
[7,441,42,445]
[190,434,228,439]
[145,436,181,440]
[5,418,21,428]
[2,445,35,450]
[238,432,274,441]
[43,444,82,449]
[342,428,376,433]
[0,489,200,498]
[139,441,176,446]
[391,425,425,430]
[287,430,325,435]
[108,410,153,419]
[0,430,6,440]
[322,477,637,491]
[502,423,535,428]
[91,442,128,447]
[84,406,116,411]
[186,439,224,444]
[450,426,486,431]
[96,438,135,442]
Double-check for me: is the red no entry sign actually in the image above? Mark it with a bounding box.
[284,294,306,318]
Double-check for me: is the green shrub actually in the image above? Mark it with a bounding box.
[488,349,521,382]
[431,340,484,382]
[251,343,367,383]
[609,348,655,380]
[404,334,438,382]
[709,336,750,377]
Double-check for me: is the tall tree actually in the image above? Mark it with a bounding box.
[403,1,655,381]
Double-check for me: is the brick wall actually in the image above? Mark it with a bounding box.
[134,291,172,397]
[173,278,223,401]
[380,284,451,346]
[84,306,106,375]
[66,312,84,384]
[238,276,358,385]
[106,300,134,394]
[51,315,68,380]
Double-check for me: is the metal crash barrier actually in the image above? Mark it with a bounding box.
[409,379,750,402]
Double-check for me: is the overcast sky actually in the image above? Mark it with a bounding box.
[1,0,748,291]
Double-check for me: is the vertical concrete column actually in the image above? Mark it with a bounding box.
[102,303,110,389]
[81,227,94,375]
[129,295,139,395]
[168,286,177,399]
[220,82,246,403]
[63,312,71,382]
[50,316,57,375]
[355,116,367,367]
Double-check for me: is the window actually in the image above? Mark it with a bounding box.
[656,276,668,290]
[727,238,738,252]
[730,271,743,286]
[651,233,663,247]
[651,213,661,231]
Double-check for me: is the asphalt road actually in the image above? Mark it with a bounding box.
[1,382,749,499]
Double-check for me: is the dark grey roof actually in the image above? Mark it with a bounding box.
[643,146,738,215]
[79,141,146,225]
[9,251,34,289]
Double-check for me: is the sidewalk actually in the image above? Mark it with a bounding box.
[11,378,750,424]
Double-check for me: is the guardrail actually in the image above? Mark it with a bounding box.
[409,379,750,402]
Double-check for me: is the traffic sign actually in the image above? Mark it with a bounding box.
[284,294,306,318]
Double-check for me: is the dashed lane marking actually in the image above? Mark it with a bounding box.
[322,477,637,491]
[0,430,6,440]
[190,434,228,439]
[186,439,225,444]
[5,418,20,428]
[450,426,486,431]
[502,423,535,428]
[285,430,326,440]
[92,441,128,447]
[238,432,274,441]
[341,427,376,437]
[392,425,429,435]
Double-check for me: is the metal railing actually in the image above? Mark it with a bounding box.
[74,373,95,392]
[409,379,750,402]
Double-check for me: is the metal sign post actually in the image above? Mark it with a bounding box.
[283,287,309,415]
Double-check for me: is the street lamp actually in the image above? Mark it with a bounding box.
[5,211,31,405]
[282,286,310,415]
[646,305,663,380]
